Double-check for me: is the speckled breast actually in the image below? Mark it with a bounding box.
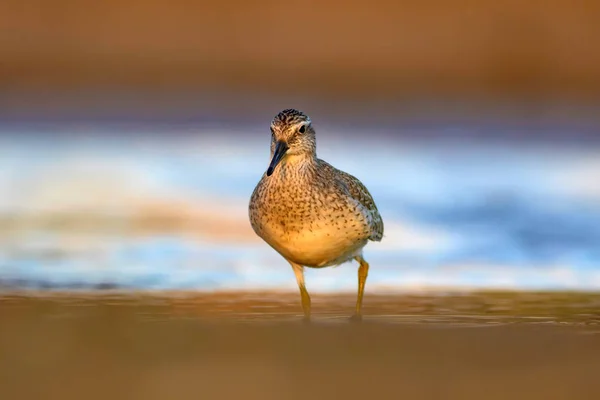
[249,176,370,267]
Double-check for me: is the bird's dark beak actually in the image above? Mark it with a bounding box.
[267,140,288,176]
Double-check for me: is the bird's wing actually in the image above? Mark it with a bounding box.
[322,163,384,242]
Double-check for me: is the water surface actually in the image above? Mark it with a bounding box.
[0,126,599,291]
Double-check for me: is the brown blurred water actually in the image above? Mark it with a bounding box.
[1,0,600,129]
[1,0,599,95]
[1,292,600,400]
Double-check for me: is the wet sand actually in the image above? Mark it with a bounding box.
[1,291,600,399]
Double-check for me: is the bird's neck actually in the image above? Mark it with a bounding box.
[273,153,318,179]
[284,152,316,166]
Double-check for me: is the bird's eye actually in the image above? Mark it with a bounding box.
[299,125,306,133]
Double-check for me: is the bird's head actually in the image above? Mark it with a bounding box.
[266,109,316,176]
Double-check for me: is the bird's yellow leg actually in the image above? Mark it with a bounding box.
[290,261,311,321]
[351,255,369,321]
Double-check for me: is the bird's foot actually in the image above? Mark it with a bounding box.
[349,313,363,323]
[302,315,311,324]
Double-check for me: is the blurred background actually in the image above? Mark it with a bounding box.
[1,0,599,293]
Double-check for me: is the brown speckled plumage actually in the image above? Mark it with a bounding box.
[248,109,384,321]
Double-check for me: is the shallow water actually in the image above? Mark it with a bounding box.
[0,127,599,291]
[2,293,599,400]
[3,291,598,327]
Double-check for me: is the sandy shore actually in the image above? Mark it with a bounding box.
[1,291,599,400]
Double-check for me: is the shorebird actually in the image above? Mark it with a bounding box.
[249,109,384,321]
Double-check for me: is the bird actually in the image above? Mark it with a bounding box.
[248,109,384,321]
